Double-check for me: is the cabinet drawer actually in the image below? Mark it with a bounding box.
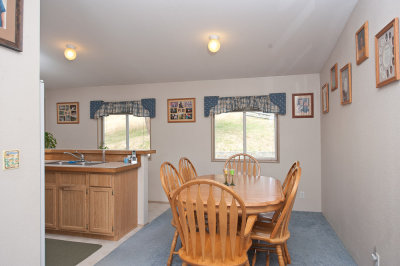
[59,172,87,186]
[90,174,112,187]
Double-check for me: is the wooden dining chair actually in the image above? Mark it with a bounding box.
[170,179,257,266]
[160,162,185,266]
[224,153,261,177]
[250,165,301,266]
[258,161,300,223]
[179,157,198,183]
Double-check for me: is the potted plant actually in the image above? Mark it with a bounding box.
[45,132,57,149]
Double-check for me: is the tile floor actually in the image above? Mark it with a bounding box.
[45,202,170,266]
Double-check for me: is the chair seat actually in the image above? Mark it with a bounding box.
[179,232,252,266]
[251,221,290,244]
[257,212,273,221]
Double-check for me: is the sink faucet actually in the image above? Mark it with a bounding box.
[64,151,85,162]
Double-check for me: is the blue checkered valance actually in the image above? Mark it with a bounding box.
[90,98,156,119]
[204,93,286,117]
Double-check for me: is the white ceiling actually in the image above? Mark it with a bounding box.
[40,0,358,90]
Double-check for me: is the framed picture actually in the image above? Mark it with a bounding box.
[375,18,400,88]
[57,102,79,124]
[167,98,196,123]
[292,93,314,118]
[355,21,369,65]
[330,63,338,91]
[340,63,352,105]
[0,0,23,52]
[321,84,329,114]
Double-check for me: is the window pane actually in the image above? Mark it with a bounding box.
[246,112,276,159]
[214,112,243,159]
[129,116,151,150]
[104,115,127,149]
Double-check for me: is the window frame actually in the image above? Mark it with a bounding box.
[98,115,151,150]
[211,111,279,163]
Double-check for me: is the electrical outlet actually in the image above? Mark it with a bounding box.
[372,247,380,266]
[298,191,305,199]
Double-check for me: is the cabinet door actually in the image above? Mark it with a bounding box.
[89,187,114,234]
[45,185,57,229]
[59,185,88,232]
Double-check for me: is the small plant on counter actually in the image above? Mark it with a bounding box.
[45,132,57,149]
[98,143,109,150]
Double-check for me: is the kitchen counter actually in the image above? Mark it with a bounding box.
[45,160,140,173]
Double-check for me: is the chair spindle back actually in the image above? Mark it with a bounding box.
[224,153,261,177]
[171,180,248,263]
[179,157,198,183]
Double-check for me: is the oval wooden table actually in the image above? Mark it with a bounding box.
[181,174,284,215]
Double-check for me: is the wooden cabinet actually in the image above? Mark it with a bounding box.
[59,185,88,232]
[45,169,137,240]
[89,187,114,234]
[45,185,57,229]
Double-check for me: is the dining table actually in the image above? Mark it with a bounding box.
[182,174,284,215]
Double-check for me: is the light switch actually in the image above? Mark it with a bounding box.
[3,150,20,170]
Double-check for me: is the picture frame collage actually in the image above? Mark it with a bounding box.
[57,102,79,124]
[167,98,196,123]
[322,17,400,114]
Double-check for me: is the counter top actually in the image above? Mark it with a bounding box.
[45,160,141,173]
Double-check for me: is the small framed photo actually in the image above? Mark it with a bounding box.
[330,63,338,91]
[0,0,23,52]
[375,18,400,88]
[167,98,196,123]
[321,84,329,114]
[57,102,79,124]
[355,21,369,65]
[340,63,352,105]
[292,93,314,118]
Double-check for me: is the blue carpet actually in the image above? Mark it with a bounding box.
[97,210,356,266]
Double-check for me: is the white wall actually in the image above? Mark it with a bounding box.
[45,74,321,211]
[0,1,41,265]
[320,0,400,264]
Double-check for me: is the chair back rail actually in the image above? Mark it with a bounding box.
[179,157,198,183]
[224,153,261,177]
[171,180,248,263]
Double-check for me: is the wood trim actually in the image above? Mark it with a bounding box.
[45,149,156,155]
[45,163,140,173]
[330,63,338,91]
[355,21,369,65]
[375,18,400,88]
[291,93,314,118]
[340,63,352,105]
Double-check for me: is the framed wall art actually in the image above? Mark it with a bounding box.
[321,84,329,114]
[292,93,314,118]
[167,98,196,123]
[330,63,338,91]
[355,21,369,65]
[57,102,79,124]
[0,0,23,51]
[340,63,352,105]
[375,18,400,88]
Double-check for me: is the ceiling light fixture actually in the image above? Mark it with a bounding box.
[64,44,77,61]
[208,35,220,53]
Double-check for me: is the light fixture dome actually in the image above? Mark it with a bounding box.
[64,44,77,61]
[208,35,220,53]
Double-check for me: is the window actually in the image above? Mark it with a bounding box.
[212,112,278,161]
[101,115,151,150]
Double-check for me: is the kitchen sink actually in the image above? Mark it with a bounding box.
[46,161,104,166]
